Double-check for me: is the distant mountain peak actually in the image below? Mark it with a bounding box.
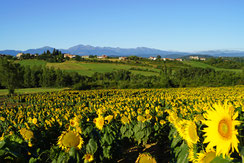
[0,44,244,57]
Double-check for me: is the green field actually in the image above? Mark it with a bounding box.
[183,61,242,73]
[47,61,160,76]
[17,59,47,67]
[17,60,241,77]
[17,60,160,76]
[0,88,65,96]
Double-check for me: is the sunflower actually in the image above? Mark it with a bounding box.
[137,115,146,122]
[105,115,113,124]
[203,103,240,157]
[184,121,199,147]
[188,147,196,162]
[32,118,38,125]
[94,116,104,130]
[57,130,84,151]
[0,133,4,141]
[173,119,187,140]
[121,116,130,124]
[83,153,94,162]
[135,153,156,163]
[159,120,166,126]
[196,149,216,163]
[20,128,34,141]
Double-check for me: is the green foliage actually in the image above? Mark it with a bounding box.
[0,58,24,94]
[204,57,244,69]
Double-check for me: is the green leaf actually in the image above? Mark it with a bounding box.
[211,156,231,163]
[120,126,127,135]
[135,131,144,140]
[69,147,76,158]
[57,152,68,163]
[125,129,133,138]
[240,146,244,157]
[171,135,182,148]
[83,126,93,136]
[104,133,113,145]
[86,139,97,154]
[0,149,5,156]
[145,127,151,137]
[176,142,189,163]
[103,146,112,159]
[133,124,140,133]
[29,157,37,163]
[0,140,5,149]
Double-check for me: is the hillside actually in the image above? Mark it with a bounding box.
[183,61,242,73]
[17,60,161,76]
[16,59,242,78]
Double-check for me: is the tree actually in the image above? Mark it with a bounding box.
[156,55,161,60]
[0,58,23,94]
[75,55,82,61]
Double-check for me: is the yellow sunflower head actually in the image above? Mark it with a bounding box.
[94,116,104,130]
[121,116,130,125]
[105,115,113,124]
[203,103,240,157]
[70,119,78,127]
[135,153,157,163]
[188,147,196,162]
[32,118,38,125]
[57,130,84,151]
[137,115,146,122]
[159,120,166,126]
[83,153,94,162]
[20,128,34,141]
[184,121,199,148]
[197,149,216,163]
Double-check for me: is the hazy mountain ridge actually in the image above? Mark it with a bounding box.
[1,44,244,57]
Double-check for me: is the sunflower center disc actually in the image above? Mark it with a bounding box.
[218,119,231,139]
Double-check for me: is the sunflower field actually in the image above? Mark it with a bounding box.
[0,86,243,162]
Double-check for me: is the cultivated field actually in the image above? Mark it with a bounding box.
[183,61,242,73]
[17,60,160,76]
[0,86,243,162]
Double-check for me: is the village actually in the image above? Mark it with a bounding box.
[15,52,206,62]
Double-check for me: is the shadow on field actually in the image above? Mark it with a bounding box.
[117,140,171,163]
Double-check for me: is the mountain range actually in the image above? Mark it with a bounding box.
[1,45,244,58]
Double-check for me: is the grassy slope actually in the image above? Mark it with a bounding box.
[16,59,47,67]
[17,60,159,76]
[0,88,65,96]
[17,60,241,77]
[183,61,242,73]
[46,61,160,76]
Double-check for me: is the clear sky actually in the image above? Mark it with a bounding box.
[0,0,244,52]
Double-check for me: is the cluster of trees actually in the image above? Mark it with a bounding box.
[0,58,86,94]
[1,57,244,94]
[19,49,64,62]
[204,57,244,69]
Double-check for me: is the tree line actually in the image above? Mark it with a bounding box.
[204,57,244,69]
[1,57,244,94]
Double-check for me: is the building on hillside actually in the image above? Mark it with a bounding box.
[97,55,108,59]
[119,57,127,60]
[148,56,157,60]
[175,58,183,61]
[16,53,23,58]
[82,55,89,59]
[162,58,174,61]
[189,56,199,60]
[199,57,206,61]
[64,53,76,58]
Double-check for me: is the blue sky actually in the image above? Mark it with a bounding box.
[0,0,244,51]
